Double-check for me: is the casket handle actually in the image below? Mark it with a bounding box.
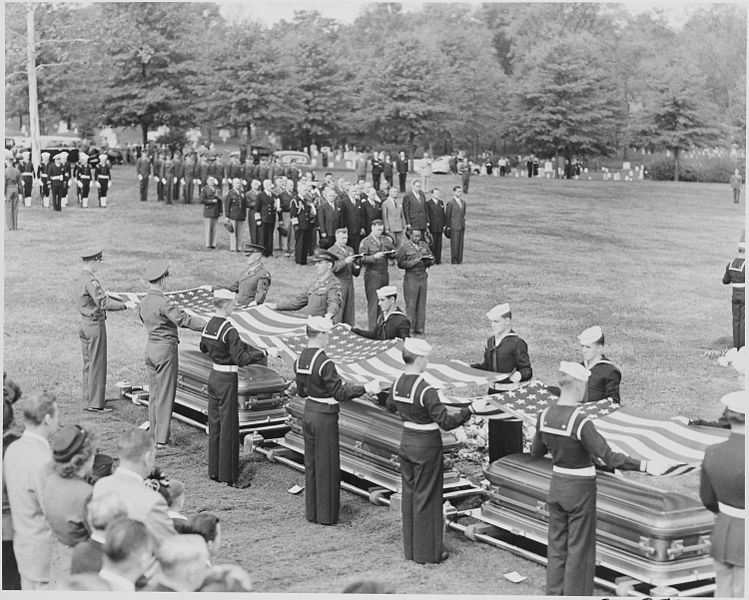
[534,501,549,520]
[666,536,711,560]
[637,536,657,556]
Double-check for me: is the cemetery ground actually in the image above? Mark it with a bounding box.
[3,170,744,594]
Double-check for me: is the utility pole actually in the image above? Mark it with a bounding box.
[26,3,41,169]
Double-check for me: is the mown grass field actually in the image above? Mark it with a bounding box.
[3,169,745,594]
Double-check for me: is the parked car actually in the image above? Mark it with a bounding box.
[273,150,313,175]
[431,155,452,174]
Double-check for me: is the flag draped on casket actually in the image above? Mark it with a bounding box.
[483,380,730,474]
[111,286,495,389]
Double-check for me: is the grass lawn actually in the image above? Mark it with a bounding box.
[3,169,745,594]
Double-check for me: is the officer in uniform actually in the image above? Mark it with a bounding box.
[18,151,34,208]
[182,151,197,204]
[396,230,435,336]
[267,251,343,322]
[351,285,410,340]
[95,154,111,208]
[722,234,745,349]
[48,153,65,211]
[5,152,22,230]
[200,176,222,249]
[225,242,271,305]
[200,289,276,487]
[578,325,621,404]
[386,337,486,563]
[359,219,396,329]
[76,152,93,208]
[700,390,745,598]
[224,178,247,252]
[530,361,669,596]
[138,260,207,448]
[136,150,152,202]
[39,152,51,208]
[294,316,380,524]
[77,248,135,412]
[254,179,277,258]
[161,153,174,205]
[328,228,360,326]
[290,181,316,265]
[470,303,532,461]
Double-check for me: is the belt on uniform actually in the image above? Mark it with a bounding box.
[98,175,110,180]
[213,364,238,373]
[21,173,32,178]
[51,175,63,180]
[552,465,596,477]
[732,283,745,288]
[308,396,338,405]
[403,421,439,431]
[718,502,745,518]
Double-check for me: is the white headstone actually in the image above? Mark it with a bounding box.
[613,173,621,181]
[622,162,630,170]
[583,167,588,173]
[629,170,634,177]
[544,161,553,172]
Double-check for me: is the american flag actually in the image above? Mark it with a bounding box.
[482,380,730,473]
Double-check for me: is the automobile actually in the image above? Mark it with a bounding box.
[431,155,452,174]
[272,150,313,175]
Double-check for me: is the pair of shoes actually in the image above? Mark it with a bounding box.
[226,481,251,489]
[210,476,219,482]
[84,406,113,413]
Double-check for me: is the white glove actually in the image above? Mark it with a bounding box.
[643,459,672,476]
[77,181,83,189]
[339,323,352,331]
[153,176,159,182]
[138,174,143,181]
[125,300,138,310]
[161,178,166,184]
[469,398,492,414]
[364,380,381,394]
[96,182,101,188]
[181,178,185,185]
[173,177,177,183]
[266,347,280,359]
[509,371,522,383]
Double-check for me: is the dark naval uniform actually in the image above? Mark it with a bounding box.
[47,161,65,211]
[77,269,127,410]
[722,256,745,349]
[138,291,205,444]
[276,273,343,323]
[397,237,435,335]
[290,194,315,264]
[582,356,621,404]
[200,317,267,484]
[19,159,34,204]
[352,308,410,340]
[76,163,93,206]
[386,374,472,563]
[228,263,271,305]
[294,348,365,524]
[359,233,395,329]
[95,162,111,206]
[328,243,360,326]
[531,405,644,596]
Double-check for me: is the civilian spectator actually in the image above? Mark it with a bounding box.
[199,564,253,592]
[70,494,128,575]
[2,393,21,590]
[98,519,155,592]
[149,534,210,592]
[183,512,221,560]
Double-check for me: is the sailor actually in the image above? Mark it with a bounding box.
[200,289,275,487]
[722,233,745,349]
[18,151,34,208]
[350,285,410,340]
[294,316,380,524]
[577,325,621,404]
[48,153,65,211]
[700,390,745,598]
[530,361,670,596]
[95,153,111,208]
[328,228,360,326]
[386,337,487,563]
[59,152,71,207]
[39,151,51,208]
[76,152,93,208]
[226,242,271,305]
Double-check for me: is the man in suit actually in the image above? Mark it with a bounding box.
[317,187,341,250]
[700,390,745,598]
[200,176,223,249]
[149,535,209,592]
[3,392,59,589]
[340,185,365,253]
[402,179,428,238]
[444,185,467,264]
[71,494,128,575]
[426,188,445,264]
[92,428,176,544]
[396,151,409,193]
[371,151,383,191]
[291,181,316,265]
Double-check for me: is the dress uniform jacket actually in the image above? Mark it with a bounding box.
[317,201,341,248]
[291,195,315,264]
[19,160,34,198]
[255,190,277,257]
[160,158,174,204]
[359,232,395,329]
[276,273,343,323]
[224,189,247,221]
[531,404,643,596]
[402,191,428,232]
[47,161,65,211]
[329,243,360,326]
[77,268,127,409]
[95,162,111,202]
[200,184,222,218]
[294,347,366,524]
[471,331,532,384]
[77,164,93,200]
[444,196,466,264]
[138,290,205,445]
[582,356,621,404]
[38,158,50,198]
[200,316,267,483]
[722,256,745,349]
[386,373,472,563]
[352,308,410,340]
[397,238,434,335]
[229,263,271,305]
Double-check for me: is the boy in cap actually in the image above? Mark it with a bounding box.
[386,337,488,563]
[530,361,671,596]
[138,260,207,447]
[4,151,22,230]
[18,150,34,208]
[225,242,271,305]
[295,316,380,524]
[200,289,276,487]
[700,390,745,598]
[359,219,396,329]
[578,325,621,404]
[200,176,223,249]
[351,285,410,340]
[77,248,136,412]
[722,232,745,349]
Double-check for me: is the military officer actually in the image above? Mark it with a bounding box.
[386,337,487,563]
[76,152,93,208]
[48,153,65,211]
[224,178,247,252]
[201,176,223,249]
[77,248,136,412]
[700,390,745,598]
[577,325,621,404]
[39,151,51,208]
[172,153,183,203]
[153,150,165,202]
[5,152,22,230]
[225,242,271,305]
[136,150,152,202]
[182,151,197,204]
[328,228,360,326]
[295,315,380,524]
[18,151,34,208]
[254,179,277,258]
[267,251,343,322]
[530,361,670,596]
[95,154,111,208]
[359,219,396,329]
[200,289,276,487]
[351,285,410,340]
[138,260,207,448]
[396,230,435,336]
[161,153,175,205]
[290,180,316,265]
[722,234,745,349]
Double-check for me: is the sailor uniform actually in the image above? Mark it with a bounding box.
[352,308,410,340]
[19,160,34,204]
[723,257,745,349]
[582,356,621,404]
[47,162,65,211]
[76,164,93,207]
[294,347,365,524]
[95,163,111,207]
[359,233,395,329]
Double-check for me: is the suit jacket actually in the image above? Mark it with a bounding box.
[360,197,381,234]
[444,196,466,231]
[381,198,405,235]
[92,467,176,543]
[339,195,363,234]
[426,198,445,233]
[71,538,104,574]
[317,201,341,238]
[402,191,428,230]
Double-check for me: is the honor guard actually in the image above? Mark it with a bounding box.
[136,150,152,202]
[294,316,380,524]
[182,152,197,204]
[200,289,275,487]
[359,219,395,329]
[577,326,621,404]
[39,151,51,207]
[328,228,361,326]
[95,154,111,207]
[268,251,343,322]
[722,234,745,349]
[386,338,486,563]
[77,152,93,208]
[5,151,22,230]
[172,153,183,203]
[59,152,71,207]
[154,151,165,201]
[162,153,175,205]
[226,243,271,305]
[530,361,670,596]
[351,285,410,340]
[18,151,34,208]
[396,230,435,336]
[77,248,135,412]
[48,153,65,211]
[700,390,745,598]
[138,260,207,448]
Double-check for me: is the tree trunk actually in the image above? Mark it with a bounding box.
[245,121,252,147]
[673,149,680,182]
[26,4,41,168]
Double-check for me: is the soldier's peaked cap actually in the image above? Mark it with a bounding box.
[81,247,103,262]
[144,259,170,282]
[311,250,337,263]
[242,242,264,255]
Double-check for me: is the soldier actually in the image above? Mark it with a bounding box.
[254,179,277,258]
[386,337,486,563]
[275,177,292,253]
[700,390,745,598]
[328,228,360,326]
[154,151,165,202]
[317,187,341,250]
[722,234,745,349]
[224,178,247,252]
[5,151,23,230]
[182,151,197,204]
[396,230,435,336]
[161,153,175,205]
[200,176,223,249]
[172,152,183,203]
[426,188,445,264]
[291,181,316,265]
[59,152,72,207]
[39,151,51,208]
[95,154,111,208]
[18,151,34,208]
[267,251,343,322]
[530,361,670,596]
[224,151,243,190]
[136,150,151,202]
[577,325,621,404]
[402,179,428,238]
[77,248,136,412]
[48,153,65,212]
[196,152,209,198]
[76,152,93,208]
[351,285,409,340]
[359,219,395,329]
[444,185,467,264]
[200,289,275,487]
[138,260,206,448]
[382,153,394,188]
[225,242,271,305]
[245,179,261,245]
[294,315,380,524]
[283,179,297,256]
[459,158,471,193]
[206,153,224,193]
[729,169,743,204]
[370,151,383,191]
